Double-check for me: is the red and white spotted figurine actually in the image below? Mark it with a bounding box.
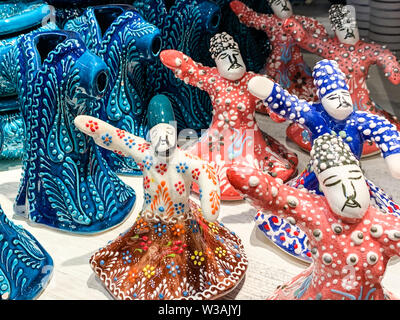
[230,0,326,102]
[160,32,298,201]
[284,4,400,156]
[73,95,248,300]
[227,132,400,300]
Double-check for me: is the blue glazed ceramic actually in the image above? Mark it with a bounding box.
[134,0,221,132]
[0,1,58,160]
[65,5,162,175]
[12,30,136,233]
[213,0,272,73]
[0,205,53,300]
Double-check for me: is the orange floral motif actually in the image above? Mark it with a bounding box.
[138,143,150,153]
[143,176,151,189]
[174,181,185,195]
[85,120,99,132]
[116,129,126,139]
[191,168,200,180]
[135,218,149,233]
[128,268,139,283]
[150,181,174,219]
[209,190,220,215]
[171,224,185,236]
[204,164,218,186]
[156,163,167,175]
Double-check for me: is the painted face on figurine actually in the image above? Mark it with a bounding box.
[150,123,177,157]
[335,18,359,45]
[321,89,353,121]
[318,164,369,220]
[215,48,246,81]
[269,0,293,19]
[329,5,360,45]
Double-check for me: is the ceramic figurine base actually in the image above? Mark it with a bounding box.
[13,30,136,234]
[90,200,248,300]
[0,206,53,300]
[65,5,162,175]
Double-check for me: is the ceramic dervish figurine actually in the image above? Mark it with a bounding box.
[247,59,400,261]
[74,94,248,300]
[0,204,53,300]
[227,133,400,300]
[65,5,162,175]
[230,0,327,102]
[160,32,298,200]
[284,4,400,156]
[13,30,136,233]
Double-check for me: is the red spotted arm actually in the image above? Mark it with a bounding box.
[230,0,273,31]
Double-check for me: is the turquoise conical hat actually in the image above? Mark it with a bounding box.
[147,94,175,129]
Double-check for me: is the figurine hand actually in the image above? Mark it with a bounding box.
[160,49,186,70]
[283,17,297,33]
[385,153,400,179]
[230,0,246,15]
[248,76,275,100]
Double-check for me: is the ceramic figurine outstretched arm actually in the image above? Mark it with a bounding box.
[370,44,400,85]
[186,155,221,222]
[73,115,150,164]
[227,166,319,230]
[230,1,273,30]
[160,49,215,94]
[248,76,324,134]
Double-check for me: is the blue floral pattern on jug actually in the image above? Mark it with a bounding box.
[65,5,162,175]
[11,30,136,233]
[0,205,53,300]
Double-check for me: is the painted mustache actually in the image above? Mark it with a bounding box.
[336,102,353,109]
[228,63,243,70]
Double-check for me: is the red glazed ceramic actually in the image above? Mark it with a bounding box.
[160,32,298,201]
[73,95,248,300]
[227,133,400,300]
[283,4,400,157]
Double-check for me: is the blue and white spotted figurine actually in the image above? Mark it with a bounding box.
[0,205,53,300]
[247,59,400,261]
[64,5,162,175]
[12,30,136,233]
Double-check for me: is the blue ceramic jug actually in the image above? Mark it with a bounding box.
[12,30,136,233]
[65,5,162,175]
[0,205,53,300]
[134,0,221,132]
[0,1,57,160]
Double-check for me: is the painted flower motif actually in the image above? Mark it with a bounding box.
[128,267,139,283]
[176,162,189,173]
[293,72,307,89]
[85,119,99,132]
[143,176,151,189]
[139,236,152,252]
[137,143,150,153]
[190,250,205,266]
[171,240,188,254]
[144,193,152,204]
[217,109,238,129]
[174,181,185,195]
[208,222,219,234]
[123,136,136,148]
[215,247,226,259]
[191,168,200,180]
[143,264,156,279]
[156,163,167,175]
[269,55,282,70]
[116,129,126,139]
[135,218,149,233]
[142,155,153,170]
[174,203,185,215]
[101,133,112,146]
[171,223,185,236]
[122,250,132,264]
[189,220,199,233]
[153,223,167,237]
[166,261,181,278]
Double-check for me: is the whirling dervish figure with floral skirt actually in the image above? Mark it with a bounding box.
[74,94,248,300]
[160,32,298,200]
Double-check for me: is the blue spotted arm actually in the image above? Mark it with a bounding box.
[73,115,150,165]
[355,111,400,178]
[248,76,327,137]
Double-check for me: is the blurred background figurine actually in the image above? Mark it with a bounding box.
[74,94,248,300]
[160,32,298,200]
